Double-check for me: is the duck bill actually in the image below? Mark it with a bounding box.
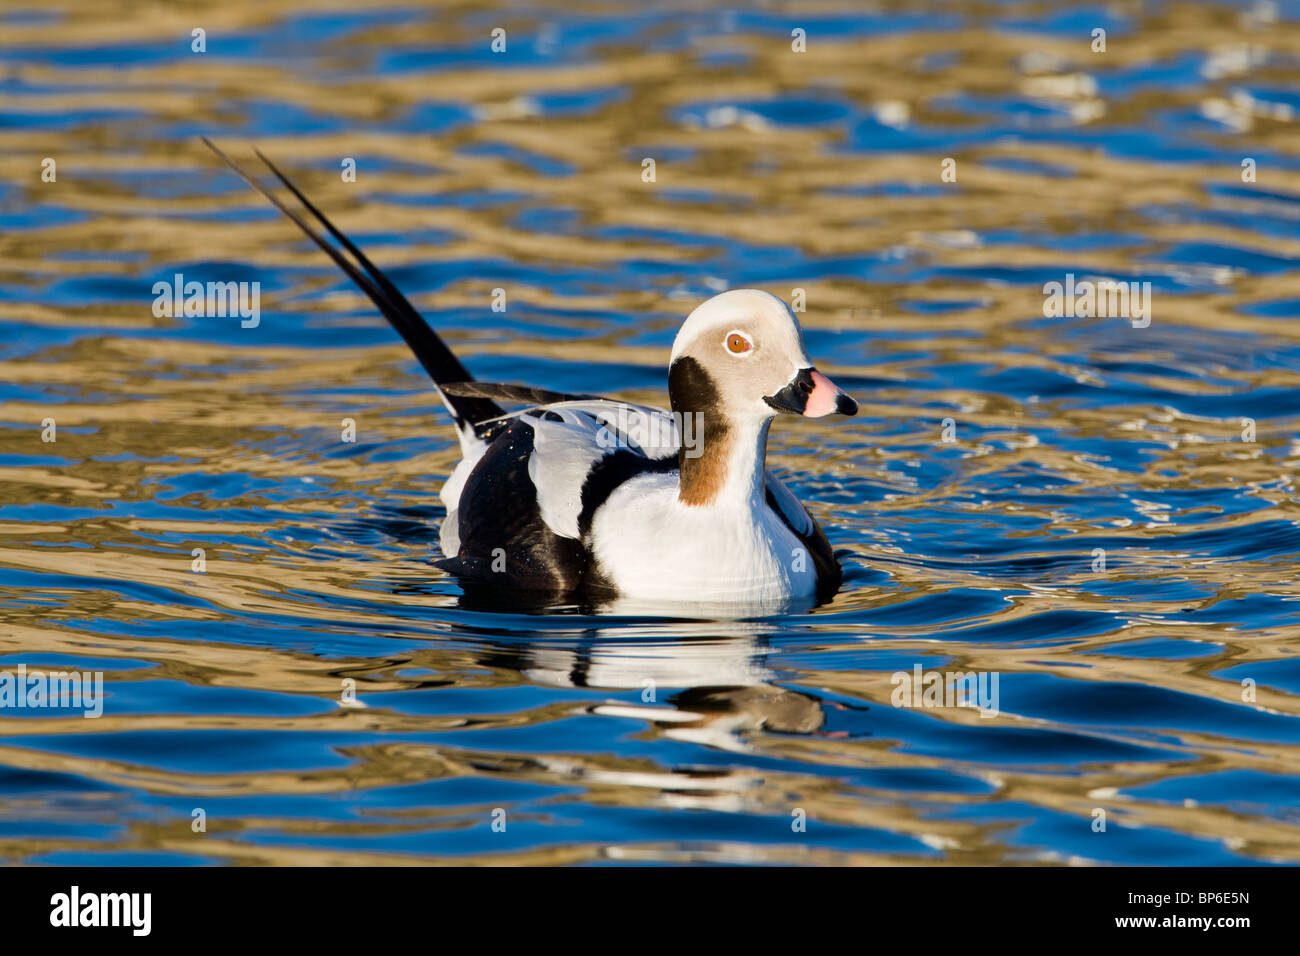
[764,367,858,418]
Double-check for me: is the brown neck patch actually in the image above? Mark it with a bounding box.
[668,356,731,506]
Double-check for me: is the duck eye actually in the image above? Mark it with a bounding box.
[725,331,752,354]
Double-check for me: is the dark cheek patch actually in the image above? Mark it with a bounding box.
[668,356,732,506]
[668,355,721,412]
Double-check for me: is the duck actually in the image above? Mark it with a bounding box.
[203,139,858,609]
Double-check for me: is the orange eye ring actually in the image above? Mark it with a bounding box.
[725,331,753,354]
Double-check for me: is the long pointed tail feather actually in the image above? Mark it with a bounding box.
[200,136,502,432]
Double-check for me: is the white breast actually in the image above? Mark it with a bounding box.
[587,472,818,605]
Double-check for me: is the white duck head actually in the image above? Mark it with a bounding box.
[667,289,857,506]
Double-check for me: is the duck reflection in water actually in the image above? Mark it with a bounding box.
[468,622,858,756]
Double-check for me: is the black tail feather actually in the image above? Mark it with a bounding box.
[200,137,503,430]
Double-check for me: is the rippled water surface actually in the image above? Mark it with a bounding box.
[3,0,1300,865]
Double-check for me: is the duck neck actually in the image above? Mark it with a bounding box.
[677,413,770,510]
[668,357,771,510]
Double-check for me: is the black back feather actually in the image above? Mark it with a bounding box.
[438,381,598,406]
